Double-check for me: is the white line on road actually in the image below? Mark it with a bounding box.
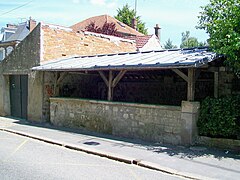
[3,139,28,162]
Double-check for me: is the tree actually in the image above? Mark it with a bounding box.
[197,0,240,72]
[164,38,177,49]
[180,31,200,48]
[115,4,148,35]
[85,21,121,37]
[198,41,208,47]
[180,31,207,48]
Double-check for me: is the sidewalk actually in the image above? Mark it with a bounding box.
[0,116,239,180]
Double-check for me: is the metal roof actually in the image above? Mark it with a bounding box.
[32,47,218,72]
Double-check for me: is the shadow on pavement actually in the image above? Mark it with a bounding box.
[6,116,240,161]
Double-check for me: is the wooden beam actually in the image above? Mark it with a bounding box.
[208,67,219,72]
[57,72,68,84]
[187,68,196,101]
[112,70,127,88]
[53,72,60,96]
[99,70,127,101]
[108,71,113,101]
[98,71,108,86]
[52,72,68,96]
[172,69,188,82]
[214,72,219,98]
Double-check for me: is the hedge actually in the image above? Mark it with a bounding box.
[197,95,240,139]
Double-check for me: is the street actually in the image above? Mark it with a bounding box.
[0,131,183,180]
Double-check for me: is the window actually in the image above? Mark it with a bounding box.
[4,32,14,41]
[0,48,5,61]
[6,46,13,55]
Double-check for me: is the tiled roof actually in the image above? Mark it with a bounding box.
[41,23,136,63]
[124,35,154,48]
[33,47,217,71]
[70,14,144,37]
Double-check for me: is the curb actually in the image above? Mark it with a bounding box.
[0,127,211,180]
[0,128,134,165]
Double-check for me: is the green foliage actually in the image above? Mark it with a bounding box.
[115,4,148,35]
[180,31,207,48]
[198,95,240,139]
[164,38,177,49]
[85,21,120,37]
[197,0,240,72]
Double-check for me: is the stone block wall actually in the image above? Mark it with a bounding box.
[50,98,199,145]
[219,70,235,96]
[42,72,100,121]
[218,68,240,96]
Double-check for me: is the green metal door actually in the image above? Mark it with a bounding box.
[10,75,28,119]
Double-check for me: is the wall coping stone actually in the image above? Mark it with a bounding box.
[181,101,200,113]
[50,97,181,111]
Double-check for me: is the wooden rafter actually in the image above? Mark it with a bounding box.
[98,71,108,86]
[112,70,127,88]
[172,69,188,82]
[172,68,198,101]
[98,70,127,101]
[53,72,68,96]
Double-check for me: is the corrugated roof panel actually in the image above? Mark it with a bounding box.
[32,48,217,71]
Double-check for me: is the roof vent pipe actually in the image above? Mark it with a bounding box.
[132,18,137,31]
[28,17,37,32]
[154,24,161,41]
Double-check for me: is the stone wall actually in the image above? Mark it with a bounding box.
[50,98,199,145]
[1,24,41,75]
[0,64,4,115]
[42,72,100,121]
[0,24,43,121]
[218,68,240,96]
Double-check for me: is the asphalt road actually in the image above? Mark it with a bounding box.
[0,131,184,180]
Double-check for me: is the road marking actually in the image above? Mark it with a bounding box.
[3,139,28,162]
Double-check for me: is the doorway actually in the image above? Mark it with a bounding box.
[10,75,28,119]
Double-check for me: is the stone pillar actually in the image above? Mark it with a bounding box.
[28,71,44,122]
[3,75,10,116]
[180,101,200,145]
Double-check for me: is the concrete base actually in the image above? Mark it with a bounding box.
[181,101,200,145]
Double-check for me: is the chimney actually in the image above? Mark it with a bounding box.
[154,24,161,40]
[28,17,37,32]
[131,18,137,30]
[6,24,17,29]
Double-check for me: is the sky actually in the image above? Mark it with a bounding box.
[0,0,210,47]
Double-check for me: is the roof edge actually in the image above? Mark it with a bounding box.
[84,31,135,44]
[41,22,73,32]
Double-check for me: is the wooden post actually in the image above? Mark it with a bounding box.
[98,70,127,101]
[108,71,113,101]
[53,72,67,97]
[187,68,196,101]
[214,72,219,98]
[53,72,60,96]
[172,68,198,102]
